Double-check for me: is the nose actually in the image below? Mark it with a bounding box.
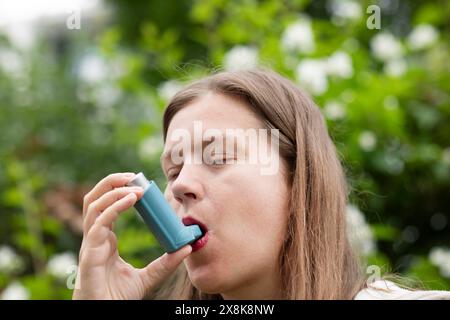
[171,166,204,204]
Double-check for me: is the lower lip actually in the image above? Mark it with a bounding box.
[190,231,210,252]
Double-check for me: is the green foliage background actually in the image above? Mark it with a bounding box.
[0,0,449,299]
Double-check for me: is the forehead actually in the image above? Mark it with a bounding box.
[166,92,263,138]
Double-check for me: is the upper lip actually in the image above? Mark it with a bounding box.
[182,216,208,234]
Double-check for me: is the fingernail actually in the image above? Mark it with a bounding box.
[123,172,135,178]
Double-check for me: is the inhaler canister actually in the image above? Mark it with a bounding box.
[126,172,202,253]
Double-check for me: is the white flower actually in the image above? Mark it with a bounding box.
[0,48,24,77]
[3,22,36,50]
[46,252,77,280]
[407,24,439,50]
[78,53,108,84]
[346,204,376,256]
[110,56,128,80]
[384,58,407,77]
[324,101,346,120]
[295,59,328,95]
[94,84,122,108]
[78,83,121,122]
[281,19,315,53]
[158,80,184,101]
[0,245,24,274]
[359,131,377,152]
[326,51,353,78]
[295,52,352,95]
[139,135,164,160]
[223,46,258,71]
[328,0,362,24]
[429,247,450,278]
[370,33,403,61]
[1,281,30,300]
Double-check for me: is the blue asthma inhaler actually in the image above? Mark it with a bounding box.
[126,172,203,253]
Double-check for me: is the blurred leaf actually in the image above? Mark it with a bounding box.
[405,257,450,291]
[371,224,400,242]
[1,188,23,207]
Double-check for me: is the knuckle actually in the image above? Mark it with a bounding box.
[98,174,114,187]
[99,206,116,223]
[86,222,102,239]
[157,257,171,276]
[82,194,91,209]
[107,206,120,219]
[78,258,90,272]
[115,187,129,196]
[107,172,122,183]
[106,173,116,180]
[82,217,92,234]
[86,201,95,213]
[85,202,98,219]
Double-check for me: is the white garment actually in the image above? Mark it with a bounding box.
[354,280,450,300]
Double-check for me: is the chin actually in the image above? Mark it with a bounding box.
[192,281,224,295]
[187,265,228,294]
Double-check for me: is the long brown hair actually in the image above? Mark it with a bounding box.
[150,68,366,299]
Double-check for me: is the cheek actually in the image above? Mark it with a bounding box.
[243,194,288,254]
[214,164,289,255]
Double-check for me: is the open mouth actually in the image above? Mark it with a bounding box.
[182,216,210,252]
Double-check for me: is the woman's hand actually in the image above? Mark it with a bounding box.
[73,172,192,300]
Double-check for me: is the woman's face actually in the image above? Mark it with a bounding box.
[162,92,290,298]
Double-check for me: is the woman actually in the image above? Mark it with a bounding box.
[73,69,450,300]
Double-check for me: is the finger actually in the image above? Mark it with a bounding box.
[79,186,141,259]
[79,228,117,264]
[83,172,136,217]
[139,245,193,289]
[94,193,137,229]
[83,186,144,234]
[80,229,118,268]
[80,192,137,259]
[82,223,111,253]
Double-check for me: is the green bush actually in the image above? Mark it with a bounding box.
[0,0,449,299]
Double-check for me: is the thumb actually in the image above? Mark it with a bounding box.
[139,245,192,289]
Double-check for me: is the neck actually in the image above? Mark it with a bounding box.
[220,271,283,300]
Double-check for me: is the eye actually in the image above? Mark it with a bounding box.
[167,170,180,181]
[211,157,227,165]
[210,154,235,165]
